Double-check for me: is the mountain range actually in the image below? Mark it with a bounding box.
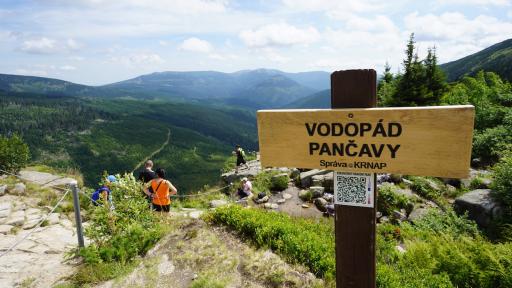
[0,69,330,109]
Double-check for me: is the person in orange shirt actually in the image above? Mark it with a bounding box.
[144,168,177,212]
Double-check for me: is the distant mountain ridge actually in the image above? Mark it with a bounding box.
[440,38,512,82]
[0,69,330,109]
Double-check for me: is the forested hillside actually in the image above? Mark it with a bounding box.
[0,90,257,191]
[440,38,512,82]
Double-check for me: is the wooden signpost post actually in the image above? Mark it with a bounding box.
[257,69,475,288]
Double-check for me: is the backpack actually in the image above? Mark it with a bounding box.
[239,148,246,158]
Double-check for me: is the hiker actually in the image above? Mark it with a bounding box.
[233,144,249,173]
[237,177,252,199]
[138,160,156,183]
[91,175,116,210]
[138,160,156,201]
[144,168,177,212]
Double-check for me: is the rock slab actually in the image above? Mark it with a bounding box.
[454,189,502,228]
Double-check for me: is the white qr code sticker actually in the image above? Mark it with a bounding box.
[334,172,375,208]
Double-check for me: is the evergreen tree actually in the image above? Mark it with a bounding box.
[388,33,446,106]
[0,134,30,174]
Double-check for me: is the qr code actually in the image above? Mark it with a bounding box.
[334,172,374,207]
[336,175,367,203]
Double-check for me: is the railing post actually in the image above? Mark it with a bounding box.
[70,181,85,248]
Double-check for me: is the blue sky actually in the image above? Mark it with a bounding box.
[1,0,511,85]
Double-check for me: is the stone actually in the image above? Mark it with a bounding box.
[376,174,391,184]
[0,203,11,219]
[402,178,413,186]
[221,160,262,184]
[408,207,430,223]
[446,184,457,193]
[379,216,389,224]
[11,183,26,195]
[264,203,278,209]
[322,193,334,203]
[158,255,175,275]
[0,224,13,234]
[25,208,42,215]
[301,204,310,208]
[277,199,286,204]
[454,189,502,228]
[326,204,335,216]
[189,211,204,219]
[299,169,330,188]
[48,213,60,225]
[23,219,41,230]
[376,211,382,219]
[290,168,300,179]
[0,185,6,196]
[395,245,406,253]
[392,210,407,221]
[389,174,403,183]
[209,199,228,208]
[314,198,328,212]
[282,193,292,200]
[311,175,324,187]
[322,172,334,192]
[6,216,25,226]
[442,178,461,188]
[254,195,269,204]
[309,186,325,199]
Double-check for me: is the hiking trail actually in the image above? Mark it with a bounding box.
[132,128,171,173]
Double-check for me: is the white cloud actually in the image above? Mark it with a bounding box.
[159,40,168,46]
[436,0,510,6]
[18,37,81,54]
[20,37,57,54]
[44,0,228,13]
[239,23,320,48]
[60,65,77,71]
[404,12,512,45]
[179,37,213,53]
[109,52,164,67]
[14,69,48,76]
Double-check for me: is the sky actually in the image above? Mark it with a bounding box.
[1,0,511,85]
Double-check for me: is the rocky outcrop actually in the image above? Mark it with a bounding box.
[299,169,330,188]
[221,160,262,184]
[454,189,502,228]
[209,199,229,208]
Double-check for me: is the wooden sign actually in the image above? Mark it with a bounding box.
[258,105,475,179]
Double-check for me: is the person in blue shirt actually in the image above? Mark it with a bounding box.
[91,175,116,210]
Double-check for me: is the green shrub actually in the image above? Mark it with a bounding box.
[377,183,413,216]
[0,134,30,174]
[270,174,289,191]
[406,176,443,200]
[299,189,313,202]
[74,174,165,284]
[492,153,512,213]
[206,205,336,280]
[473,126,512,165]
[252,170,289,194]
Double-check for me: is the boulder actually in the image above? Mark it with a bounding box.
[392,210,407,221]
[389,174,403,183]
[301,204,310,208]
[282,193,292,200]
[264,203,278,209]
[221,160,261,184]
[11,183,26,195]
[322,193,334,203]
[310,186,325,199]
[209,199,228,208]
[0,185,6,196]
[454,189,502,228]
[377,174,391,184]
[408,207,430,223]
[441,178,461,188]
[0,224,13,234]
[311,175,324,187]
[6,216,25,226]
[314,198,328,212]
[290,168,300,179]
[48,213,60,225]
[299,169,330,188]
[0,202,11,219]
[277,199,286,204]
[379,216,389,224]
[323,172,334,193]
